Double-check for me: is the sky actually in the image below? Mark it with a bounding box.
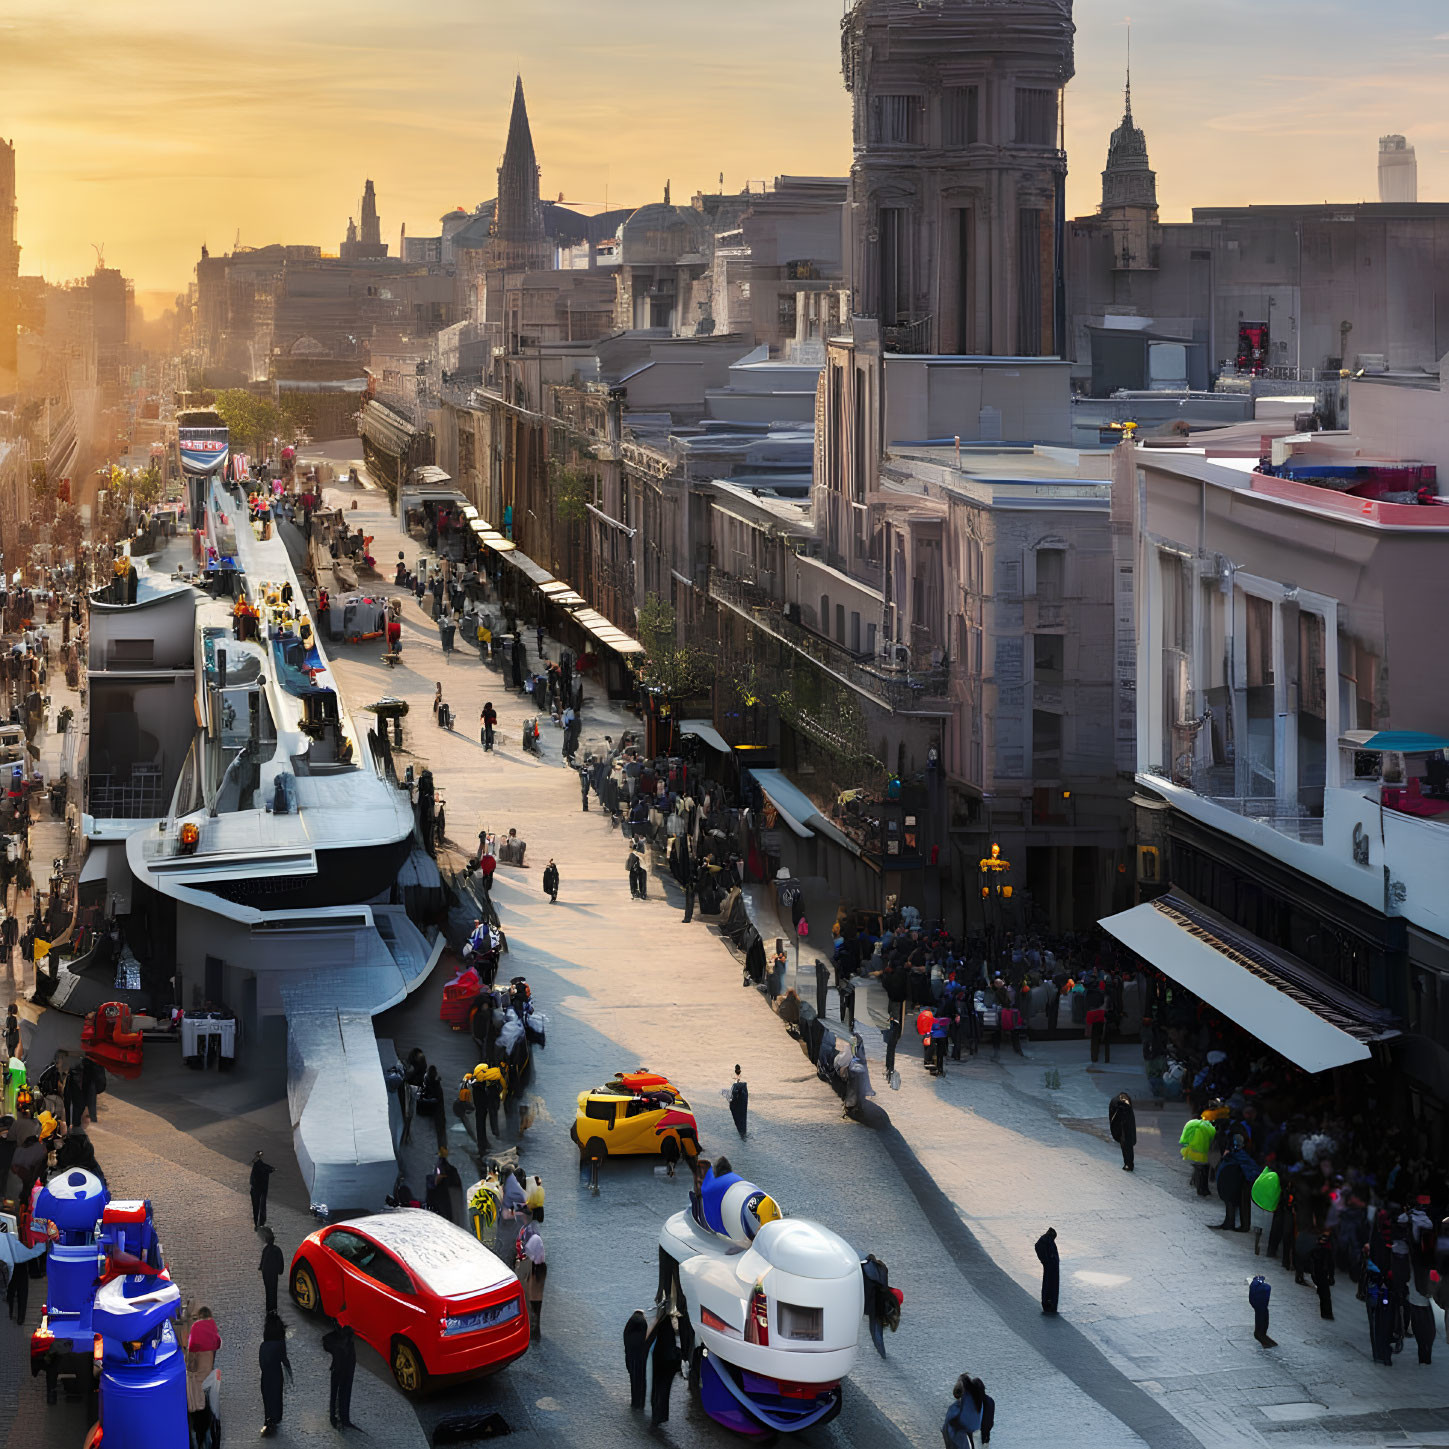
[4,0,1449,305]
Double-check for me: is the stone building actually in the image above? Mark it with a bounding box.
[0,137,17,387]
[840,0,1075,356]
[340,180,388,261]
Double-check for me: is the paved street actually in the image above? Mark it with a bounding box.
[2,453,1445,1449]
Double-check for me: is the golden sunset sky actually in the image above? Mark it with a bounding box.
[4,0,1447,302]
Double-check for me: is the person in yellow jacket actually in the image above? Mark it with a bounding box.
[1179,1114,1216,1197]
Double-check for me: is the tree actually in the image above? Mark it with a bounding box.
[548,458,594,525]
[212,389,283,455]
[131,464,163,507]
[632,595,714,698]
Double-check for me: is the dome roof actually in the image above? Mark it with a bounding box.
[618,204,709,265]
[290,335,329,357]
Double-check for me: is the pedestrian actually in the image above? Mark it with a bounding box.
[81,1053,105,1125]
[386,616,402,655]
[1035,1226,1059,1315]
[249,1150,273,1229]
[1366,1263,1394,1365]
[648,1310,681,1428]
[4,1228,45,1324]
[535,622,545,657]
[480,701,497,751]
[1250,1157,1281,1257]
[1249,1273,1276,1347]
[321,1320,358,1429]
[187,1307,222,1437]
[627,849,647,899]
[1310,1232,1336,1321]
[623,1309,649,1409]
[3,1001,17,1057]
[682,857,696,923]
[942,1373,994,1448]
[259,1227,284,1314]
[726,1064,748,1138]
[1109,1091,1136,1171]
[578,766,590,812]
[258,1312,292,1437]
[427,1149,461,1223]
[185,1330,214,1449]
[420,1065,447,1151]
[814,956,829,1018]
[542,858,559,904]
[1178,1112,1215,1197]
[517,1208,546,1340]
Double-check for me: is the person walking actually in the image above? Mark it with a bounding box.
[258,1312,293,1437]
[627,850,647,900]
[420,1065,447,1151]
[480,701,497,751]
[322,1320,358,1429]
[726,1065,748,1138]
[1109,1091,1136,1171]
[1366,1263,1394,1365]
[648,1311,681,1428]
[517,1209,546,1340]
[249,1150,274,1229]
[535,621,545,658]
[258,1228,284,1315]
[942,1374,994,1447]
[1178,1113,1215,1197]
[578,766,590,812]
[1249,1273,1276,1347]
[1310,1232,1336,1321]
[623,1309,650,1409]
[542,859,559,904]
[1035,1227,1060,1315]
[187,1307,222,1439]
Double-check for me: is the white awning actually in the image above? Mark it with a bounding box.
[750,768,862,855]
[679,720,732,754]
[1100,893,1397,1074]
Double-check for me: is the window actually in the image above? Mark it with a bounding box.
[1246,595,1274,687]
[1032,709,1062,777]
[952,208,972,353]
[1015,88,1057,147]
[943,86,980,147]
[1034,634,1064,682]
[777,293,797,335]
[1018,209,1043,356]
[870,94,921,145]
[836,603,846,645]
[109,638,155,665]
[820,594,830,632]
[778,1302,824,1341]
[357,1247,415,1297]
[1035,548,1064,603]
[850,611,861,653]
[878,207,910,326]
[325,1230,369,1265]
[584,1098,616,1123]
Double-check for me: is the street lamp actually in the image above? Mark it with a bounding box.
[978,842,1012,977]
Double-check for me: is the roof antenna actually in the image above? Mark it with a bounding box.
[1124,18,1133,121]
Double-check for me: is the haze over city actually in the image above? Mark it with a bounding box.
[4,0,1449,294]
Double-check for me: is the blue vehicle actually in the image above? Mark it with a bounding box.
[29,1169,188,1448]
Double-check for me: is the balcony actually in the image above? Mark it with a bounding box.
[708,567,949,713]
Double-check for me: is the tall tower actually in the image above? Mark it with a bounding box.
[0,138,18,380]
[360,180,381,247]
[1100,66,1158,271]
[841,0,1075,356]
[1378,136,1418,204]
[489,77,552,272]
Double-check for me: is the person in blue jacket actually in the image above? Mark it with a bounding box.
[1249,1274,1275,1347]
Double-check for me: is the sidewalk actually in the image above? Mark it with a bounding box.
[309,464,1449,1448]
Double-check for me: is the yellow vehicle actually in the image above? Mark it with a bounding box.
[570,1070,701,1162]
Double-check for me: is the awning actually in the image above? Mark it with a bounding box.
[1363,731,1449,754]
[537,581,572,597]
[749,768,861,855]
[571,607,645,655]
[506,552,554,587]
[680,720,732,754]
[1100,891,1399,1074]
[551,589,586,606]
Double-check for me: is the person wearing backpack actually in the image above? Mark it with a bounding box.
[941,1373,992,1447]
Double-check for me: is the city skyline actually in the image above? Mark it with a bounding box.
[4,0,1449,298]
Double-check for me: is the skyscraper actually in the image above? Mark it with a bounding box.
[841,0,1075,356]
[0,138,18,381]
[1378,135,1418,205]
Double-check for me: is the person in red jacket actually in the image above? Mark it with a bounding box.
[386,618,402,655]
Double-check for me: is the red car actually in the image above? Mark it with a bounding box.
[289,1211,528,1395]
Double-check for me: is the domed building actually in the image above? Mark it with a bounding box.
[615,196,715,333]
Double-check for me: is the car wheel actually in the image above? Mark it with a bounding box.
[391,1336,429,1397]
[583,1136,607,1161]
[290,1261,321,1315]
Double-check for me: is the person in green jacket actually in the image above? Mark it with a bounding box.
[1179,1114,1215,1197]
[1250,1162,1282,1256]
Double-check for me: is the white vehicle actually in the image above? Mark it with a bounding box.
[658,1167,864,1436]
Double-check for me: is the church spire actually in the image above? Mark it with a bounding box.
[1124,24,1133,123]
[494,75,545,246]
